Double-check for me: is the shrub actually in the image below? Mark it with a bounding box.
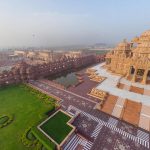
[21,84,56,108]
[32,126,56,150]
[21,127,38,148]
[0,114,14,129]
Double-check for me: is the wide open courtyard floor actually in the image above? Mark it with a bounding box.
[0,85,52,150]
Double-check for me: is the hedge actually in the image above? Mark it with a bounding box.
[20,84,56,107]
[21,127,38,148]
[32,126,56,150]
[0,114,14,128]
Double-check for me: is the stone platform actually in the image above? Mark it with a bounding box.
[92,63,150,106]
[91,63,150,131]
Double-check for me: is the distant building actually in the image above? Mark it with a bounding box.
[0,53,105,86]
[14,50,83,63]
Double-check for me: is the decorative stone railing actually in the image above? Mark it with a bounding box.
[88,88,108,101]
[85,68,96,74]
[89,74,105,83]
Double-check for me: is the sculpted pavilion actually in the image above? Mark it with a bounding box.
[106,30,150,84]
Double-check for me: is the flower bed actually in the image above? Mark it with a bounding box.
[21,127,38,148]
[0,114,14,128]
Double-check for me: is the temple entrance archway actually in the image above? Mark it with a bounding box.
[126,66,135,80]
[147,70,150,77]
[147,70,150,84]
[136,69,145,83]
[106,58,111,65]
[130,66,135,74]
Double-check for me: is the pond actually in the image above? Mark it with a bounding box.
[54,72,78,88]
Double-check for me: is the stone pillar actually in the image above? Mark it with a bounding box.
[125,68,130,79]
[131,68,137,82]
[141,69,148,84]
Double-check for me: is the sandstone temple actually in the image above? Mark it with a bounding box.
[106,30,150,84]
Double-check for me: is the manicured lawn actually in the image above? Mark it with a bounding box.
[40,111,73,144]
[0,85,54,150]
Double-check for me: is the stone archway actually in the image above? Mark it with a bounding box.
[130,66,135,74]
[147,70,150,84]
[147,70,150,77]
[136,69,145,83]
[125,66,135,80]
[106,58,111,65]
[141,69,150,84]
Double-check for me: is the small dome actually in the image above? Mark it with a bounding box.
[117,42,128,47]
[131,36,139,43]
[133,42,150,54]
[141,30,150,36]
[114,40,131,51]
[136,30,150,43]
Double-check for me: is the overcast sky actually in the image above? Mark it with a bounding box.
[0,0,150,48]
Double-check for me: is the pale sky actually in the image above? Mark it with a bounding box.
[0,0,150,48]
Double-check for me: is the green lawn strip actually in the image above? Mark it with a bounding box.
[0,84,56,150]
[40,111,73,144]
[32,126,56,150]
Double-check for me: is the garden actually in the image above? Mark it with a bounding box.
[0,84,56,150]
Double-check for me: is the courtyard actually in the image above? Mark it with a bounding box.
[30,79,150,150]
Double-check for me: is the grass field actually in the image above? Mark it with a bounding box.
[40,111,73,144]
[0,85,54,150]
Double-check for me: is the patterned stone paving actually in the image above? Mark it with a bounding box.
[91,127,148,150]
[72,114,98,140]
[68,72,100,103]
[30,80,150,150]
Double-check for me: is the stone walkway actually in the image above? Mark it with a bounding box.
[68,105,150,149]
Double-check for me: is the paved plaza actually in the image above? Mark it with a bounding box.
[30,79,150,150]
[68,71,100,103]
[93,63,150,105]
[91,63,150,131]
[72,113,98,140]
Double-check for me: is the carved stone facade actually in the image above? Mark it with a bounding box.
[0,54,105,86]
[106,30,150,84]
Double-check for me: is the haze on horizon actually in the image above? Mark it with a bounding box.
[0,0,150,48]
